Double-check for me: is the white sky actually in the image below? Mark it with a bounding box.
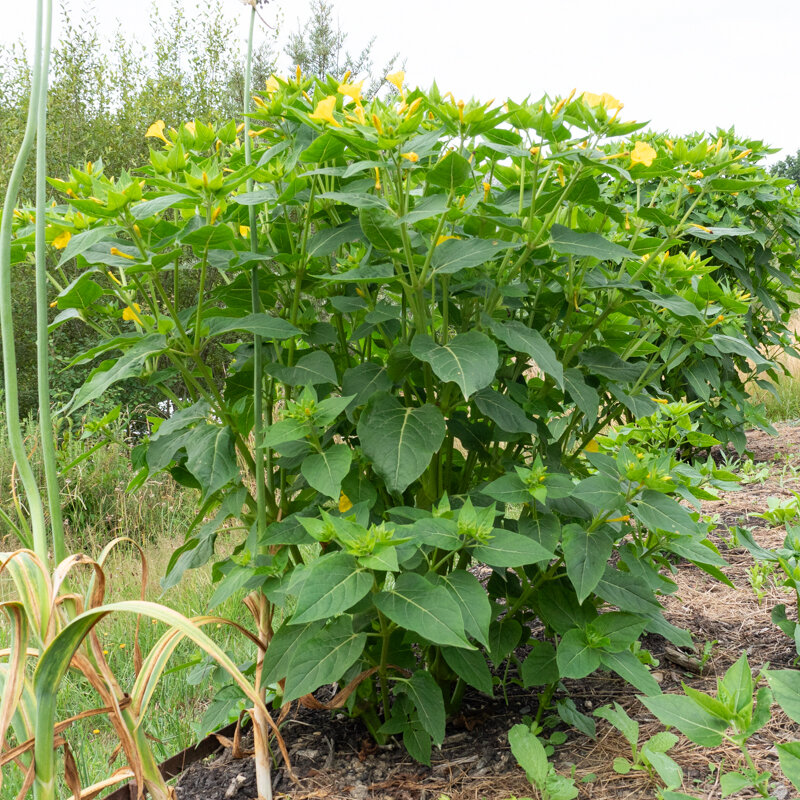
[3,0,798,163]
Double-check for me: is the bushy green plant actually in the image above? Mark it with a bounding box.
[15,72,800,762]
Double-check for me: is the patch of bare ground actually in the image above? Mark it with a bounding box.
[175,423,800,800]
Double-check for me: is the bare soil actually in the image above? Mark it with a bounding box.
[175,423,800,800]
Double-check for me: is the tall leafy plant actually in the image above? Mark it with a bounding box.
[22,73,800,760]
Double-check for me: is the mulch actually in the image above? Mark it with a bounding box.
[174,423,800,800]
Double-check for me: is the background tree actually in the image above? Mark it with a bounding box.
[771,150,800,186]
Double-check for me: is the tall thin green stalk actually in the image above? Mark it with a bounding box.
[0,0,49,564]
[35,0,65,565]
[244,3,267,542]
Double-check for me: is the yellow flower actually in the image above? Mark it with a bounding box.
[265,75,280,95]
[436,235,459,246]
[119,643,126,649]
[529,146,540,157]
[371,114,383,135]
[652,397,669,404]
[457,99,465,124]
[122,304,142,323]
[107,270,122,286]
[373,167,381,191]
[52,230,71,249]
[110,247,135,260]
[583,439,600,453]
[556,165,565,187]
[337,80,363,103]
[482,181,491,202]
[309,95,340,127]
[386,70,405,93]
[734,148,752,160]
[630,141,657,167]
[210,206,221,224]
[145,120,170,144]
[103,649,108,655]
[339,493,353,513]
[401,152,419,162]
[405,97,422,117]
[93,729,100,735]
[607,515,631,523]
[688,169,704,179]
[184,121,196,136]
[49,300,57,308]
[664,139,674,152]
[240,225,250,238]
[583,91,622,111]
[295,65,302,82]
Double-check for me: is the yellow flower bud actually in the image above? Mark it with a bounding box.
[110,247,135,260]
[482,181,491,202]
[401,152,419,163]
[371,114,383,135]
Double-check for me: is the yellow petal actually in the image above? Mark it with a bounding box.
[239,225,250,238]
[600,92,622,110]
[338,493,353,513]
[401,152,419,162]
[145,119,170,144]
[308,95,341,127]
[386,70,405,93]
[630,140,657,167]
[266,74,280,95]
[110,247,135,260]
[52,230,71,249]
[584,439,600,453]
[337,80,363,103]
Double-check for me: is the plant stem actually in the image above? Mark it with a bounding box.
[34,0,65,564]
[0,0,49,566]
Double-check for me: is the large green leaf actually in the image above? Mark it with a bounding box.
[342,362,393,413]
[267,351,338,386]
[262,620,324,683]
[777,742,800,792]
[442,647,493,695]
[398,670,446,744]
[765,669,800,724]
[426,151,471,189]
[550,223,636,262]
[410,331,497,399]
[374,572,472,649]
[473,530,554,568]
[291,552,372,624]
[474,388,536,434]
[431,237,521,275]
[600,651,660,695]
[436,569,492,647]
[205,313,300,340]
[357,394,445,494]
[562,524,614,603]
[574,475,623,511]
[184,424,238,499]
[556,629,601,679]
[563,369,600,425]
[283,616,367,703]
[630,490,699,537]
[640,694,728,746]
[301,445,352,499]
[520,641,559,687]
[360,206,403,250]
[487,318,564,388]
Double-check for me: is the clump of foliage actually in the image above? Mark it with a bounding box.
[10,71,800,767]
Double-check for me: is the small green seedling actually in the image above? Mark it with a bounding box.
[754,495,800,526]
[594,702,682,789]
[508,723,578,800]
[642,653,773,797]
[747,561,776,604]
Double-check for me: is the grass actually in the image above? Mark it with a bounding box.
[0,414,259,798]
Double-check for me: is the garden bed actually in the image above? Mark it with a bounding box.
[168,424,800,800]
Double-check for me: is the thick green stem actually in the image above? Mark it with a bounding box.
[34,0,65,564]
[0,0,49,566]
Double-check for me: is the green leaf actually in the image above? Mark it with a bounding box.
[301,445,352,499]
[591,612,648,651]
[720,771,753,798]
[481,473,531,504]
[563,369,599,426]
[474,388,536,434]
[765,669,800,724]
[578,347,643,383]
[131,193,193,220]
[777,742,800,791]
[711,333,771,368]
[472,529,555,568]
[574,475,623,510]
[550,223,636,263]
[613,758,631,774]
[630,490,699,537]
[374,572,472,649]
[719,652,753,715]
[562,524,614,603]
[342,362,393,413]
[68,334,167,412]
[556,629,601,679]
[306,220,363,257]
[427,151,471,189]
[596,566,662,612]
[360,206,403,250]
[508,724,549,788]
[317,191,388,209]
[267,351,338,386]
[436,570,492,647]
[640,694,727,746]
[410,331,497,399]
[184,424,238,499]
[357,394,445,494]
[205,314,300,340]
[641,748,682,789]
[488,618,523,664]
[487,319,564,388]
[521,641,559,687]
[262,621,324,683]
[594,702,638,748]
[442,647,493,695]
[58,225,121,265]
[399,670,446,744]
[291,552,372,624]
[403,721,432,766]
[181,224,235,249]
[262,418,310,448]
[283,616,367,703]
[431,237,522,275]
[399,194,450,224]
[600,650,661,695]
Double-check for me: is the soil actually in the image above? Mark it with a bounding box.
[175,423,800,800]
